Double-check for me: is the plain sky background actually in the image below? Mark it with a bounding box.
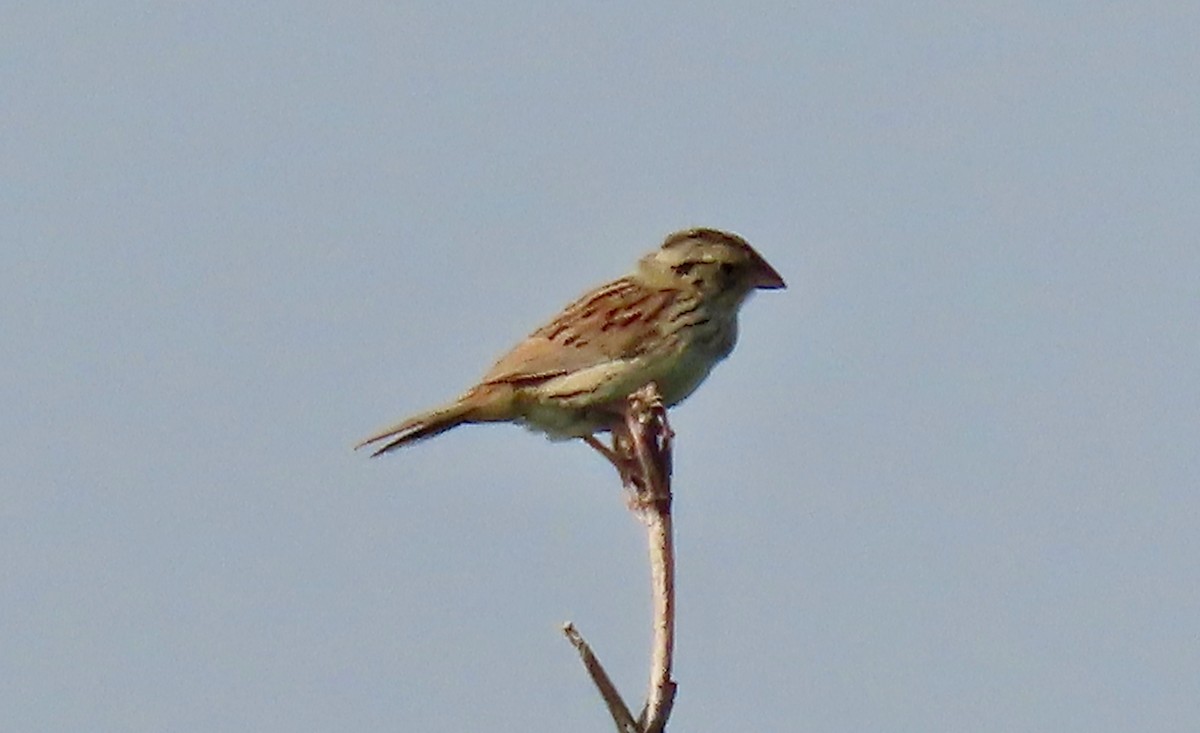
[4,3,1198,731]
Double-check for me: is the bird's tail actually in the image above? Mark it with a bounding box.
[355,401,477,457]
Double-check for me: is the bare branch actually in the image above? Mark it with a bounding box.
[623,385,677,732]
[566,383,678,732]
[562,624,640,733]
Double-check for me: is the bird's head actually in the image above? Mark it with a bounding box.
[640,228,786,299]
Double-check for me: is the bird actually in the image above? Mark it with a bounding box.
[357,227,785,459]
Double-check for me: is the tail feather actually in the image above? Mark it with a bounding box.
[355,402,475,457]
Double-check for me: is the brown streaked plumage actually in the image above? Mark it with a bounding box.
[357,227,784,457]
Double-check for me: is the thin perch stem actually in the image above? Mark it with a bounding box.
[625,386,677,732]
[562,623,639,733]
[566,383,678,732]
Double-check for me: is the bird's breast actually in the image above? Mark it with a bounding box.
[654,315,739,406]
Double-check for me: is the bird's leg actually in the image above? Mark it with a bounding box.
[584,434,626,474]
[583,428,650,497]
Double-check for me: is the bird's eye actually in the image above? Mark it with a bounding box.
[718,262,735,276]
[673,262,698,276]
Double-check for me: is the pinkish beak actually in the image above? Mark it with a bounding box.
[751,254,787,290]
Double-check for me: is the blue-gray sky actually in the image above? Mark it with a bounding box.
[4,3,1198,731]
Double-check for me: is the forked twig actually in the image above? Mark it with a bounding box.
[565,383,677,732]
[562,623,640,733]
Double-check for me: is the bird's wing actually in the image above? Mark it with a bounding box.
[480,277,679,388]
